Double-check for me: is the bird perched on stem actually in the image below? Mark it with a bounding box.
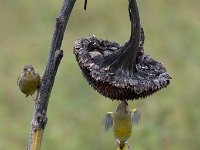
[104,100,140,150]
[17,65,40,98]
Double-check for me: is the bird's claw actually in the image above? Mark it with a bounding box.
[116,139,120,147]
[125,141,131,150]
[116,140,131,150]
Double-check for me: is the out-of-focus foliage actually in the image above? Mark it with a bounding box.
[0,0,200,149]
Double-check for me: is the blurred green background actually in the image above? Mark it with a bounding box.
[0,0,200,149]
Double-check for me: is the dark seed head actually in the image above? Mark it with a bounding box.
[73,0,171,101]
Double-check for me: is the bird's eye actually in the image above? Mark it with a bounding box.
[24,68,27,71]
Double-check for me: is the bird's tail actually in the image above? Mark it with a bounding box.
[116,141,130,150]
[116,145,129,150]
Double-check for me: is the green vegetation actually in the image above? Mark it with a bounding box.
[0,0,200,149]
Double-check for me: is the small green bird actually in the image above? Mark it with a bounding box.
[104,100,140,150]
[17,65,40,97]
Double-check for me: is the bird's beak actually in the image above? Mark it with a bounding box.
[27,68,32,73]
[120,100,128,106]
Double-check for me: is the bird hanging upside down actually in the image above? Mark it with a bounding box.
[104,100,140,150]
[17,65,40,98]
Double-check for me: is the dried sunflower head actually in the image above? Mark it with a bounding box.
[73,0,171,100]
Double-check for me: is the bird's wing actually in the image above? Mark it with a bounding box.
[103,112,114,131]
[131,108,141,126]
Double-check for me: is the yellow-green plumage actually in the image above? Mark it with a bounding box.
[113,104,132,142]
[17,65,40,97]
[104,101,140,150]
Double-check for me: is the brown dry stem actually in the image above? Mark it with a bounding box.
[26,0,76,149]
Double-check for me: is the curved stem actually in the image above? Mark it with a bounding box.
[126,0,141,59]
[102,0,141,74]
[118,0,141,72]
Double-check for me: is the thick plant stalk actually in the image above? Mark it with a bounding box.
[26,0,76,149]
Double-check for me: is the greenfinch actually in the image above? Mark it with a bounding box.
[17,65,40,97]
[104,100,140,150]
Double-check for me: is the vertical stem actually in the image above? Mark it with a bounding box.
[27,0,76,149]
[30,130,43,150]
[84,0,88,10]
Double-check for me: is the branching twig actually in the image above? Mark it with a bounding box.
[27,0,76,149]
